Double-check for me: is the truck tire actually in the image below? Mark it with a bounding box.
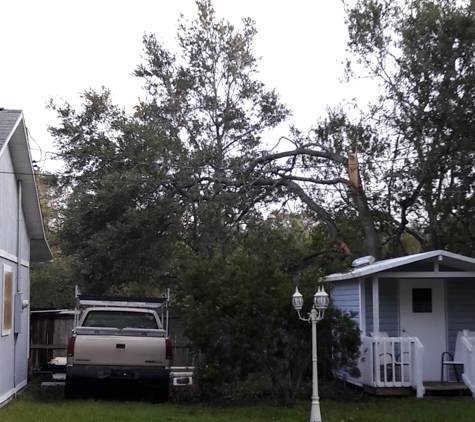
[64,377,80,400]
[153,383,170,403]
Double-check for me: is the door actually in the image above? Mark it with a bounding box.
[399,279,446,382]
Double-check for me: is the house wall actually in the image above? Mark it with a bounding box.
[365,277,398,336]
[0,147,19,258]
[379,278,398,336]
[0,259,17,405]
[331,280,360,327]
[362,276,475,354]
[0,145,31,406]
[446,278,475,355]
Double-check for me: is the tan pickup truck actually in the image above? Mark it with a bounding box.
[65,306,172,401]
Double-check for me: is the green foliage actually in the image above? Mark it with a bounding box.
[316,305,362,380]
[31,174,76,308]
[30,257,75,309]
[241,105,386,260]
[135,0,290,159]
[47,0,291,297]
[134,0,290,256]
[310,212,367,275]
[176,216,361,401]
[345,0,475,255]
[48,89,184,295]
[43,2,364,395]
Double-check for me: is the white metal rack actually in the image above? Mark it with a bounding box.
[73,286,171,336]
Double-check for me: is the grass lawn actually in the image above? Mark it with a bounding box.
[2,382,475,422]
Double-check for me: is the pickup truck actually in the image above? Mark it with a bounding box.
[65,306,172,401]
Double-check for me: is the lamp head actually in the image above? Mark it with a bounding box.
[292,286,304,311]
[313,285,329,311]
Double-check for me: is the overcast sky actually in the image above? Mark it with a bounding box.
[1,0,372,172]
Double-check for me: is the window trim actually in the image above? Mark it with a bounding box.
[2,264,13,336]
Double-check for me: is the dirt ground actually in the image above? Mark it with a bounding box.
[24,375,190,403]
[24,378,65,403]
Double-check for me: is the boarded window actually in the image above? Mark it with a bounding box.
[2,266,13,336]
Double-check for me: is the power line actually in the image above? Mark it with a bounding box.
[27,146,442,173]
[1,169,474,196]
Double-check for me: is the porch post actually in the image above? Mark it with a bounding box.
[372,276,379,334]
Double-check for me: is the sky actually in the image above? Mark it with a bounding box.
[1,0,372,172]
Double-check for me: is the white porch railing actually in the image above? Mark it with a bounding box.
[361,335,425,398]
[460,332,475,397]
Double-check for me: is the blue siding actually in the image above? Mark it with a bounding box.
[447,278,475,355]
[0,146,19,256]
[365,277,398,336]
[365,278,373,334]
[0,144,31,405]
[379,278,398,337]
[332,280,360,327]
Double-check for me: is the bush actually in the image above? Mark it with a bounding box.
[175,226,361,401]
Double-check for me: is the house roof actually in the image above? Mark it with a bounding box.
[0,109,53,262]
[325,250,475,282]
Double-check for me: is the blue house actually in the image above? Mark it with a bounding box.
[0,109,52,406]
[328,250,475,397]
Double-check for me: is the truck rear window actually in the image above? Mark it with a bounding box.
[82,311,159,329]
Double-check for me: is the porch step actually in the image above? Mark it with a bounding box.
[362,383,471,397]
[424,382,470,396]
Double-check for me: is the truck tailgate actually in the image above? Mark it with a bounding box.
[73,335,168,367]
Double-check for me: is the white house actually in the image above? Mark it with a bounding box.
[328,250,475,398]
[0,109,52,406]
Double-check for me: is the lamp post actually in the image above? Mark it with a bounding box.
[292,284,329,422]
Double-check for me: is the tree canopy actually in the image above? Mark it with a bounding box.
[44,0,475,289]
[33,0,475,400]
[47,1,292,296]
[344,0,475,255]
[48,89,185,295]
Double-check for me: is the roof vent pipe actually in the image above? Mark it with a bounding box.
[351,255,376,269]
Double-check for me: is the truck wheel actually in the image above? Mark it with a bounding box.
[64,378,80,400]
[153,383,170,403]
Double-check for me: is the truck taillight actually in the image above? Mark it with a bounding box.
[166,339,172,361]
[67,336,76,357]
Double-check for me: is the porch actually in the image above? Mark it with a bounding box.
[327,251,475,398]
[348,333,475,398]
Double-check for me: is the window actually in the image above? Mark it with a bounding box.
[412,288,432,313]
[82,311,159,329]
[2,265,13,336]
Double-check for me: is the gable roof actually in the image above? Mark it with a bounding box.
[0,109,53,262]
[325,250,475,282]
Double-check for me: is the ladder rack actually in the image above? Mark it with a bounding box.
[73,286,170,336]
